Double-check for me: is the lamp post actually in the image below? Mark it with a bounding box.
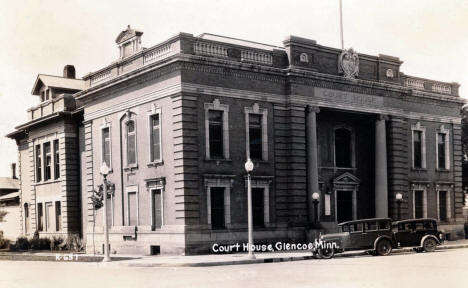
[396,192,403,221]
[244,158,255,260]
[312,192,320,225]
[100,162,111,262]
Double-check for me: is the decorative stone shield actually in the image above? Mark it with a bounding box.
[338,48,359,79]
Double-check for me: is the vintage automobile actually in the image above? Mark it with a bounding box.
[392,218,444,252]
[316,218,394,259]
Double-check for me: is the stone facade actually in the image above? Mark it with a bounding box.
[8,27,467,255]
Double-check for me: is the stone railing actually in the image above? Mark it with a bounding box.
[193,42,228,58]
[90,69,112,86]
[241,50,273,65]
[404,78,425,90]
[28,94,76,121]
[144,43,174,64]
[403,76,456,96]
[431,83,452,95]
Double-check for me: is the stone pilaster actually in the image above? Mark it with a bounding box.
[375,115,388,218]
[306,106,320,224]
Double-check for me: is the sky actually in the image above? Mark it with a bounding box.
[0,0,467,177]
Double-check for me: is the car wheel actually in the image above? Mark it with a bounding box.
[376,239,392,256]
[318,247,335,259]
[423,238,437,252]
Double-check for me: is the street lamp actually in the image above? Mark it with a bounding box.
[100,162,111,262]
[244,158,255,260]
[395,192,403,221]
[312,192,320,225]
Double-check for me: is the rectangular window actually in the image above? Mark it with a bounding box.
[150,114,161,162]
[414,190,424,218]
[249,114,262,160]
[210,187,225,229]
[437,133,446,169]
[43,142,51,181]
[55,201,61,231]
[128,192,137,226]
[102,127,111,167]
[152,189,162,230]
[53,140,60,179]
[208,110,223,158]
[126,121,136,165]
[439,191,447,221]
[37,203,43,231]
[36,145,42,182]
[45,202,53,231]
[252,188,264,228]
[413,131,422,168]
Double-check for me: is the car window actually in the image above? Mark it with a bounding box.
[378,221,390,230]
[366,222,378,231]
[341,225,349,232]
[404,223,414,231]
[423,221,435,230]
[415,222,425,231]
[350,223,363,233]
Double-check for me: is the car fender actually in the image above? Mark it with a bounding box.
[420,234,440,247]
[373,235,393,250]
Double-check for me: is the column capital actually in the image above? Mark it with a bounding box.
[306,105,320,114]
[376,114,389,121]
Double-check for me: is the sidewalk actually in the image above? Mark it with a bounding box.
[101,239,468,267]
[2,239,468,267]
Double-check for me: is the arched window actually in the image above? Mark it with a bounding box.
[335,128,352,168]
[24,203,29,234]
[126,120,137,165]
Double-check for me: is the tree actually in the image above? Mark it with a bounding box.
[0,210,7,223]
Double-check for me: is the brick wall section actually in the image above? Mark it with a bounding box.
[18,145,23,235]
[273,104,290,224]
[61,133,81,233]
[273,104,307,226]
[83,123,95,229]
[452,124,464,220]
[387,116,409,220]
[28,141,37,233]
[172,94,200,226]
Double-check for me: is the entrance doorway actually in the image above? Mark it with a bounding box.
[337,191,353,223]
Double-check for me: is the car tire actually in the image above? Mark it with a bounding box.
[318,247,335,259]
[376,239,392,256]
[423,238,437,252]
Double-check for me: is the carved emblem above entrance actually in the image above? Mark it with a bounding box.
[338,48,359,79]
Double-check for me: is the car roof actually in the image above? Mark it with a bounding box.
[338,218,392,226]
[392,218,437,225]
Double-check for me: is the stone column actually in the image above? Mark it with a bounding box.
[306,106,320,224]
[375,115,389,218]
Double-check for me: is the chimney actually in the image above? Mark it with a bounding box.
[11,163,17,179]
[63,65,76,79]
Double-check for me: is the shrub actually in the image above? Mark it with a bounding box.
[51,236,65,251]
[0,232,10,249]
[12,236,30,251]
[30,236,51,250]
[65,234,84,252]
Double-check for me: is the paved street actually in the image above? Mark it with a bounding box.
[0,248,466,288]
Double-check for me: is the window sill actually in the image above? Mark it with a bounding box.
[123,165,138,172]
[147,160,164,167]
[436,168,450,173]
[34,179,62,186]
[204,158,232,163]
[411,168,427,172]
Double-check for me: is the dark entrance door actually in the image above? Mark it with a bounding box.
[337,191,353,223]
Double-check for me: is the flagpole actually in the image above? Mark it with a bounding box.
[339,0,344,50]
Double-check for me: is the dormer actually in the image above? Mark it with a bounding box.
[116,25,143,59]
[31,65,85,102]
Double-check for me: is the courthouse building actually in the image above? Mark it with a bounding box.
[7,26,467,255]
